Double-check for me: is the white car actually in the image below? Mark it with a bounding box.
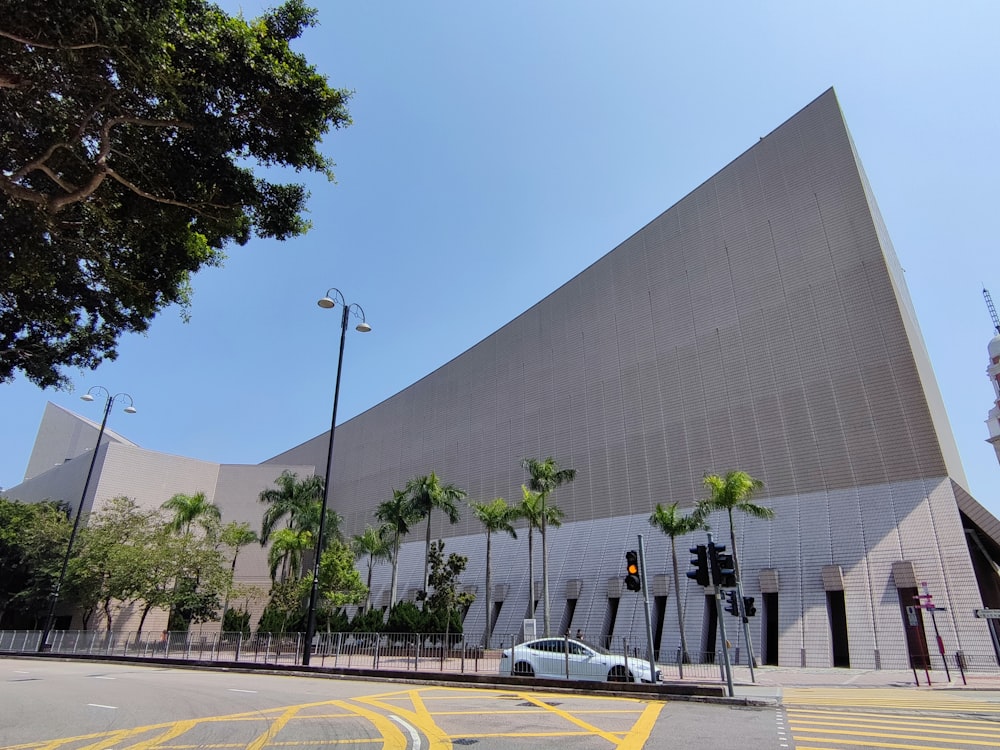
[499,637,660,683]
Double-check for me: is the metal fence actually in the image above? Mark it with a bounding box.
[1,629,996,686]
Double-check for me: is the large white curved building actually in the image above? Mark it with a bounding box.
[9,89,1000,669]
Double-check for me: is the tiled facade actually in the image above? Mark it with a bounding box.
[9,89,1000,668]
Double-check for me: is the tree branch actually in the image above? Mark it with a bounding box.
[0,28,107,51]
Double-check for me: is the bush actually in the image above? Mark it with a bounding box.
[350,608,385,633]
[385,601,426,634]
[223,608,251,636]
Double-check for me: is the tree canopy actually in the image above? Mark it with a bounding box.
[0,0,352,387]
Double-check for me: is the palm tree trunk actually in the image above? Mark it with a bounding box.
[390,535,400,608]
[670,537,689,665]
[423,515,432,606]
[541,508,550,637]
[527,528,535,621]
[365,557,374,613]
[484,530,493,648]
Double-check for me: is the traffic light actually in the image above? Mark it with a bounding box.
[687,545,709,587]
[743,596,757,617]
[624,550,641,591]
[725,590,739,616]
[709,543,737,589]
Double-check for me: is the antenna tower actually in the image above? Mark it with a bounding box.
[985,288,1000,334]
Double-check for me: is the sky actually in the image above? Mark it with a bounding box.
[2,2,999,517]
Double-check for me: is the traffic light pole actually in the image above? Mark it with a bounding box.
[637,534,657,684]
[736,578,756,683]
[707,533,735,697]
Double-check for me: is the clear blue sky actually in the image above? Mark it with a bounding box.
[2,2,998,517]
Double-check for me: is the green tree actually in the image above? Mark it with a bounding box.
[424,540,475,644]
[0,497,71,627]
[514,485,563,625]
[259,471,339,581]
[218,521,258,631]
[697,471,773,585]
[374,489,419,609]
[257,579,304,634]
[470,497,517,647]
[521,457,575,636]
[0,0,352,388]
[316,539,367,612]
[403,472,466,603]
[648,502,706,667]
[161,491,221,537]
[266,527,312,583]
[351,524,392,613]
[68,497,162,630]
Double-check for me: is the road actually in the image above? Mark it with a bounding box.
[0,657,782,749]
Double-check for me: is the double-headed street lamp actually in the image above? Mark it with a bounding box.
[38,386,136,652]
[302,288,371,665]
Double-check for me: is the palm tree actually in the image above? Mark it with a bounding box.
[698,470,773,669]
[267,527,313,582]
[161,491,221,536]
[219,521,258,631]
[374,489,419,608]
[649,502,706,668]
[514,484,564,625]
[521,457,576,636]
[259,471,326,544]
[697,471,772,582]
[351,524,393,612]
[471,497,518,647]
[403,472,466,602]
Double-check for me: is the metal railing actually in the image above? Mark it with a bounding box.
[2,630,997,686]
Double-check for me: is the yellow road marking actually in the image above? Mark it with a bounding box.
[516,692,623,744]
[616,702,665,750]
[787,708,1000,726]
[789,717,1000,738]
[123,719,199,750]
[331,699,407,750]
[2,685,666,750]
[791,725,1000,745]
[245,704,303,750]
[794,743,993,750]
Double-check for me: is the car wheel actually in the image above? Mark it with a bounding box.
[607,666,632,683]
[513,661,535,677]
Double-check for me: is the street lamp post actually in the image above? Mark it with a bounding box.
[303,288,371,666]
[38,387,136,652]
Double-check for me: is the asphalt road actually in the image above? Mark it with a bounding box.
[0,657,782,749]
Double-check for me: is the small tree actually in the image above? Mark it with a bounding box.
[425,540,475,647]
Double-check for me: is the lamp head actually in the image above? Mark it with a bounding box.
[355,321,372,333]
[317,296,336,309]
[80,393,95,402]
[123,405,137,414]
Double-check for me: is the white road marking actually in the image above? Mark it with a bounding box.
[228,689,258,693]
[390,714,421,750]
[87,704,118,709]
[93,676,116,680]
